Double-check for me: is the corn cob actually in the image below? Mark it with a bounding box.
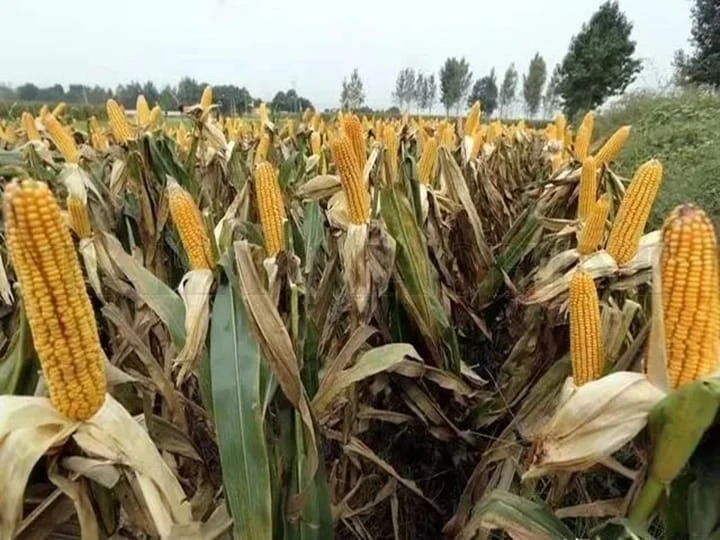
[574,112,595,160]
[330,135,369,225]
[136,95,151,126]
[52,102,66,117]
[167,181,213,269]
[106,99,133,143]
[3,179,106,420]
[311,131,322,156]
[256,133,270,164]
[440,124,455,149]
[555,113,567,145]
[44,114,79,163]
[302,108,313,124]
[254,162,286,257]
[578,194,610,255]
[149,105,161,128]
[21,112,40,141]
[470,130,483,159]
[383,125,398,180]
[87,116,108,151]
[66,195,93,239]
[418,137,438,185]
[259,102,269,126]
[569,270,604,385]
[39,104,50,121]
[341,114,366,167]
[661,205,720,389]
[606,159,663,264]
[200,86,213,110]
[465,101,480,136]
[594,125,630,165]
[577,156,598,220]
[487,122,501,143]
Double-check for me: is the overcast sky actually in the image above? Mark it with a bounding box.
[1,0,691,109]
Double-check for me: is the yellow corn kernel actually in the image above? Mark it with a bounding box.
[578,194,610,255]
[106,99,133,144]
[330,135,369,225]
[256,133,270,164]
[67,195,92,239]
[167,181,213,270]
[661,205,720,389]
[384,125,398,180]
[254,162,286,257]
[470,130,483,159]
[3,179,106,420]
[88,116,109,151]
[465,101,481,136]
[149,105,162,128]
[22,112,40,141]
[594,125,630,165]
[574,111,595,160]
[44,114,79,163]
[418,137,438,185]
[569,270,604,386]
[577,156,598,220]
[311,132,321,156]
[341,114,366,167]
[201,86,212,110]
[606,159,663,265]
[136,95,151,126]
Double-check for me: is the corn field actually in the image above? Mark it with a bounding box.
[0,90,718,540]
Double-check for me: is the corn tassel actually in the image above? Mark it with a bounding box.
[254,162,286,257]
[44,113,79,163]
[578,194,610,255]
[22,112,40,141]
[201,86,213,110]
[661,204,720,389]
[595,125,630,165]
[606,159,663,264]
[311,131,321,156]
[418,137,438,185]
[106,99,133,143]
[341,114,366,167]
[383,125,398,180]
[67,195,93,239]
[3,179,106,420]
[330,135,369,225]
[465,101,480,136]
[574,112,594,159]
[167,181,213,270]
[136,95,151,126]
[577,156,598,220]
[569,270,604,386]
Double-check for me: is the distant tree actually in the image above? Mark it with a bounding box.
[439,57,472,116]
[393,67,416,112]
[272,88,312,112]
[557,0,642,118]
[141,81,160,105]
[426,74,437,114]
[0,84,14,101]
[158,85,178,110]
[214,85,253,115]
[468,69,498,117]
[386,106,401,116]
[40,84,66,102]
[17,83,40,101]
[522,53,547,117]
[340,68,365,110]
[675,0,720,86]
[114,81,143,109]
[543,64,562,118]
[499,64,519,117]
[177,77,203,105]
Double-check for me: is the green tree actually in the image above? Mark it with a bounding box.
[393,67,416,112]
[557,0,642,117]
[499,64,518,117]
[439,57,472,116]
[522,53,547,117]
[340,68,365,110]
[177,77,203,106]
[543,65,562,118]
[17,83,40,101]
[675,0,720,86]
[468,69,498,117]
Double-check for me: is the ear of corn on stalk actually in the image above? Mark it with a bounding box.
[554,114,567,146]
[578,194,610,255]
[569,270,604,385]
[167,180,214,270]
[254,162,286,257]
[201,86,213,110]
[341,114,366,167]
[67,195,93,239]
[88,116,109,151]
[52,102,66,117]
[594,125,630,165]
[574,112,594,160]
[44,113,79,163]
[418,137,438,185]
[383,125,398,180]
[106,99,133,144]
[310,131,321,156]
[330,135,369,225]
[256,133,270,164]
[660,204,720,389]
[22,112,40,141]
[149,105,162,128]
[577,156,598,220]
[606,159,663,265]
[470,130,483,159]
[136,95,151,126]
[3,179,106,420]
[464,101,480,136]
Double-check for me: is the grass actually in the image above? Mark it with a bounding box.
[595,89,720,229]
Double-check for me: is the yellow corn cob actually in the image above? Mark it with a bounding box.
[256,133,270,164]
[88,116,109,151]
[302,108,313,124]
[67,195,92,239]
[22,112,40,141]
[606,159,663,264]
[52,102,66,118]
[418,137,438,185]
[259,102,269,126]
[311,112,321,132]
[569,270,604,385]
[465,101,481,136]
[594,125,630,165]
[415,124,428,153]
[39,104,50,121]
[341,114,366,167]
[574,112,595,160]
[149,105,162,128]
[554,114,566,146]
[330,135,369,225]
[661,205,720,389]
[254,162,286,257]
[136,95,151,126]
[578,194,610,255]
[3,179,106,420]
[440,125,455,149]
[383,125,398,180]
[487,122,501,143]
[167,181,213,269]
[311,131,322,156]
[470,130,483,159]
[106,99,133,144]
[200,86,213,110]
[577,156,598,220]
[44,114,79,163]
